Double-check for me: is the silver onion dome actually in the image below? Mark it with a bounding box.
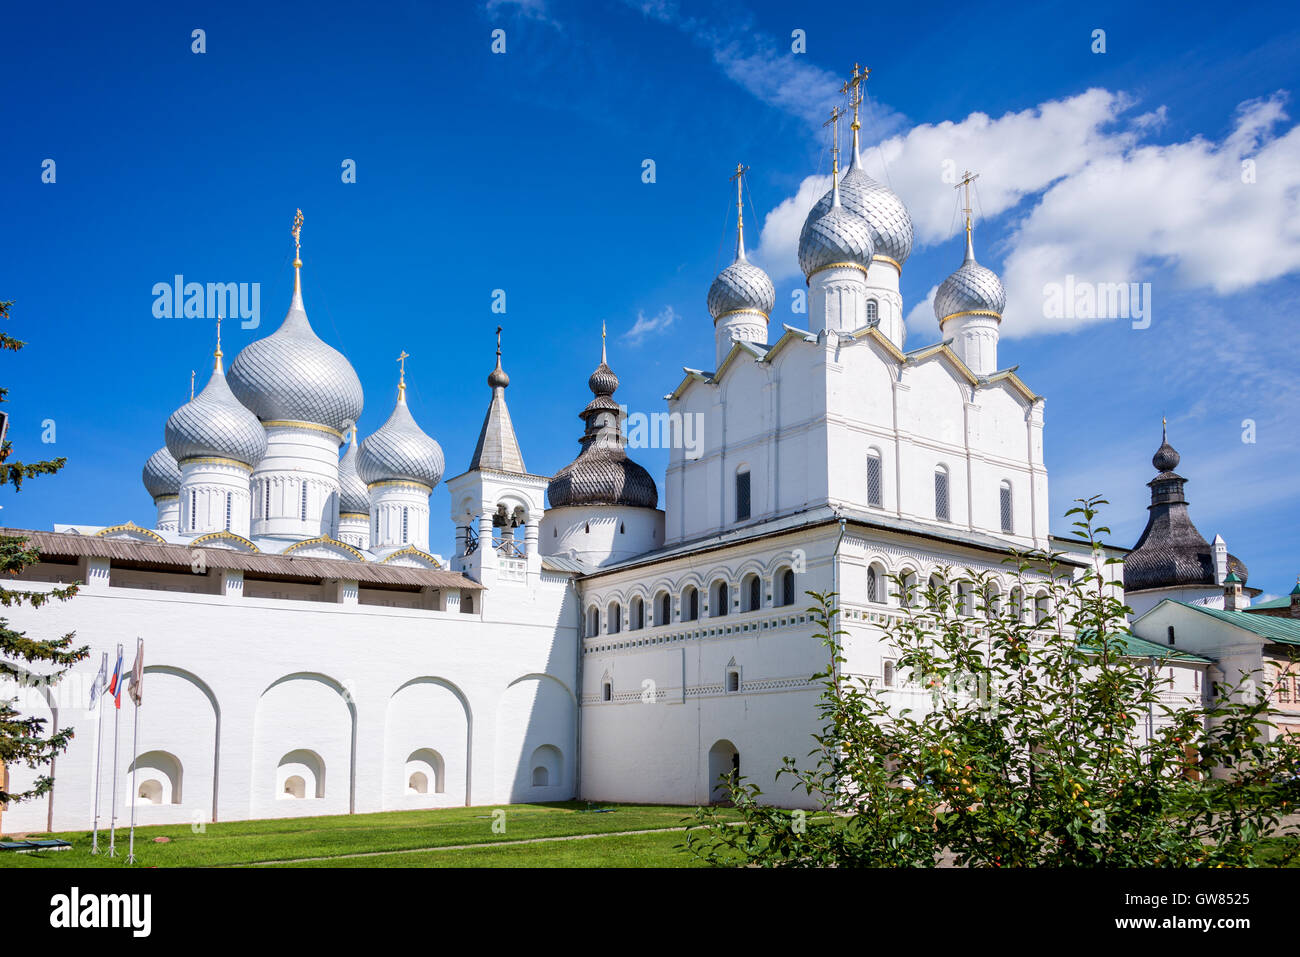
[708,254,775,321]
[142,446,181,500]
[357,392,445,489]
[805,164,913,268]
[934,228,1006,324]
[798,199,875,279]
[337,429,370,514]
[228,273,364,435]
[165,363,268,467]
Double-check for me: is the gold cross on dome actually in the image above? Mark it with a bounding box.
[824,106,846,174]
[291,209,304,265]
[397,349,409,381]
[730,163,749,230]
[840,63,871,125]
[954,169,980,228]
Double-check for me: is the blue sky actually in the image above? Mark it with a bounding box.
[2,0,1297,595]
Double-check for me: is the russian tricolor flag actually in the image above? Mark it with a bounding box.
[107,646,124,709]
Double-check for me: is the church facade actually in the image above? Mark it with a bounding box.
[0,77,1279,834]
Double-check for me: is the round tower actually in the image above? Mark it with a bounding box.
[357,355,444,553]
[708,165,775,368]
[802,66,913,346]
[142,446,182,532]
[227,211,364,542]
[934,173,1005,376]
[336,427,370,550]
[165,326,267,539]
[798,108,876,335]
[541,329,663,568]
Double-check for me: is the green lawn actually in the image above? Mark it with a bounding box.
[0,802,734,868]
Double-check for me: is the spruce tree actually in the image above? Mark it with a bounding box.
[0,299,87,808]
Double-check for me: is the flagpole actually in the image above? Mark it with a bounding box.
[127,638,142,864]
[108,642,121,857]
[90,652,106,855]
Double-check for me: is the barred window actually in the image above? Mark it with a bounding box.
[867,565,883,603]
[402,507,409,544]
[748,575,761,611]
[780,568,795,607]
[300,482,308,521]
[225,492,232,531]
[658,592,671,625]
[1000,481,1014,534]
[866,450,883,508]
[189,490,197,531]
[736,467,751,522]
[935,467,951,522]
[865,299,878,322]
[263,480,270,520]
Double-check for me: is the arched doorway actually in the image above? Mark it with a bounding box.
[707,739,740,804]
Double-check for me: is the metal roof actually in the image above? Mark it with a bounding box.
[1076,628,1213,664]
[1173,601,1300,645]
[1,527,483,590]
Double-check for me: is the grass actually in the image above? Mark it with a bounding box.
[0,802,736,868]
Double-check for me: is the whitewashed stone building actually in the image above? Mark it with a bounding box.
[0,88,1266,834]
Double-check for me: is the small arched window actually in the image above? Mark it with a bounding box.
[1000,480,1014,534]
[883,660,896,687]
[866,449,883,508]
[189,490,197,531]
[934,466,951,522]
[711,581,729,618]
[683,586,699,622]
[726,669,740,693]
[743,573,761,612]
[867,564,885,604]
[401,507,410,544]
[1010,587,1025,621]
[225,492,232,531]
[865,299,878,322]
[587,606,600,636]
[602,680,612,702]
[300,482,308,521]
[779,568,795,608]
[608,601,622,634]
[928,575,944,611]
[735,466,751,522]
[1034,591,1050,623]
[657,591,671,625]
[897,569,917,608]
[630,596,645,630]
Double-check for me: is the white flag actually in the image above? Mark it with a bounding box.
[88,652,108,709]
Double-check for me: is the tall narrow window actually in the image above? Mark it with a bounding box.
[300,482,308,521]
[748,575,761,612]
[780,568,795,607]
[189,490,197,531]
[264,480,270,520]
[866,450,883,508]
[865,299,878,322]
[658,592,671,625]
[685,587,699,621]
[712,581,729,618]
[225,492,232,531]
[867,565,883,604]
[735,467,751,522]
[934,467,950,522]
[999,481,1014,534]
[402,507,409,544]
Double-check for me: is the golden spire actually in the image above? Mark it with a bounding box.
[840,63,870,166]
[729,162,749,259]
[397,349,410,400]
[291,208,304,302]
[600,320,607,365]
[954,169,980,260]
[213,313,224,373]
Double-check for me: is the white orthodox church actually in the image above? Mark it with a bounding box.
[0,78,1275,834]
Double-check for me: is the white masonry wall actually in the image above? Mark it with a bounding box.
[0,569,579,833]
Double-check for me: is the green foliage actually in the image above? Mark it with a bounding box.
[0,298,86,806]
[685,497,1300,867]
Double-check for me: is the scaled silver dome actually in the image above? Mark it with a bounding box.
[805,164,914,267]
[357,393,445,489]
[228,277,364,435]
[708,255,775,320]
[934,230,1006,324]
[798,197,875,279]
[142,446,181,500]
[165,364,268,467]
[337,430,370,514]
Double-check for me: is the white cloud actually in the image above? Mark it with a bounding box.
[624,305,678,345]
[754,89,1300,338]
[485,0,555,25]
